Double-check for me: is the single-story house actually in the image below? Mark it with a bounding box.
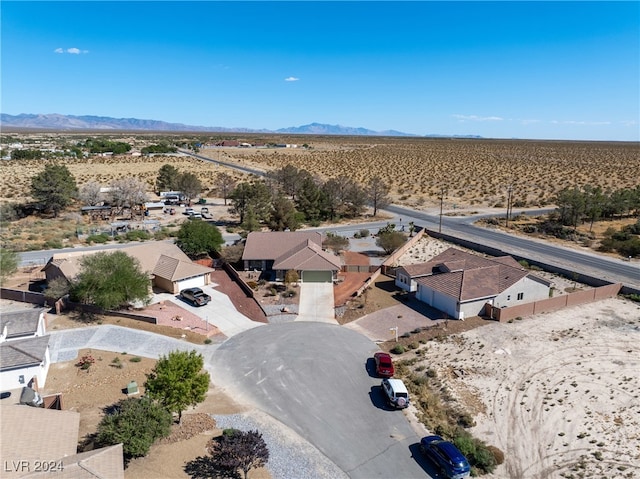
[0,404,124,478]
[42,242,214,294]
[0,308,50,390]
[242,231,342,283]
[397,248,552,319]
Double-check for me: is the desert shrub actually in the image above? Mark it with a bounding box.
[153,227,171,240]
[43,239,64,249]
[124,230,152,242]
[406,342,418,350]
[359,229,370,237]
[111,357,123,369]
[487,445,505,465]
[86,233,111,244]
[390,345,405,354]
[246,280,258,290]
[129,356,142,363]
[453,430,497,474]
[204,338,212,344]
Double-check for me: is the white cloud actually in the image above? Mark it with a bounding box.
[452,114,503,122]
[284,76,300,82]
[551,120,611,126]
[54,47,88,54]
[620,120,637,126]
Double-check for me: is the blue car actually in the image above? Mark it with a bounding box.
[419,436,471,479]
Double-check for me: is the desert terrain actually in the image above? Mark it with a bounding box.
[412,297,640,479]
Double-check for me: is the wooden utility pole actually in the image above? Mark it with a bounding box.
[439,187,447,233]
[506,184,513,228]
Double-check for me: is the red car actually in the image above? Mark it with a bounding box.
[374,352,395,378]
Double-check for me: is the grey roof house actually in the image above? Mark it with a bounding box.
[0,308,50,391]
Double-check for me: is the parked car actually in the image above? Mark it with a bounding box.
[419,436,471,479]
[184,207,195,215]
[381,378,410,409]
[374,352,394,378]
[188,213,203,220]
[179,287,211,306]
[201,207,209,214]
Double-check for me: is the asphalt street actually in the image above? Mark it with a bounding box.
[211,322,434,479]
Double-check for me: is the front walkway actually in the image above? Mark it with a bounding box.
[296,283,337,323]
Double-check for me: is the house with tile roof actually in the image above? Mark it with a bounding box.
[0,308,50,390]
[397,248,552,319]
[242,231,342,283]
[42,242,214,294]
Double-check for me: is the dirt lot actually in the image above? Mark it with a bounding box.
[394,297,640,478]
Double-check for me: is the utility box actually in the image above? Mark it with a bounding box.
[126,381,139,396]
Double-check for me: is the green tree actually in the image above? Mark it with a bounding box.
[11,149,42,160]
[230,181,272,225]
[296,176,324,223]
[0,248,19,284]
[44,277,70,301]
[323,232,350,254]
[269,194,300,231]
[367,176,391,217]
[70,251,151,310]
[376,231,407,254]
[176,220,224,258]
[96,397,172,461]
[145,350,210,423]
[177,172,203,204]
[30,164,78,217]
[157,164,179,193]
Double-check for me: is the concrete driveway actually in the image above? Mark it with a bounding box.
[296,283,337,323]
[152,285,263,337]
[211,322,429,478]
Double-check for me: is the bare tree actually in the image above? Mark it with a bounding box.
[367,176,391,217]
[79,181,103,206]
[109,178,148,212]
[216,172,236,205]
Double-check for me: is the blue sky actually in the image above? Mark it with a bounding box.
[2,1,639,141]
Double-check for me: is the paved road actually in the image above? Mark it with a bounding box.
[211,322,433,479]
[386,204,640,288]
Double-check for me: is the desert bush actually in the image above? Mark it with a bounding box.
[129,356,142,363]
[86,233,111,244]
[124,230,152,242]
[246,280,258,290]
[359,229,370,237]
[390,345,405,354]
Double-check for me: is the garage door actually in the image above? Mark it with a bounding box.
[302,271,332,283]
[176,275,206,291]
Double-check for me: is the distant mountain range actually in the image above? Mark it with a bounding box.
[0,113,482,138]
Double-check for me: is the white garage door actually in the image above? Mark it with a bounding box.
[176,275,206,291]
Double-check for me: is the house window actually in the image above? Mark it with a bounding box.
[517,292,524,300]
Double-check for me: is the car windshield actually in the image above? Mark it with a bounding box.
[396,392,408,398]
[379,359,392,367]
